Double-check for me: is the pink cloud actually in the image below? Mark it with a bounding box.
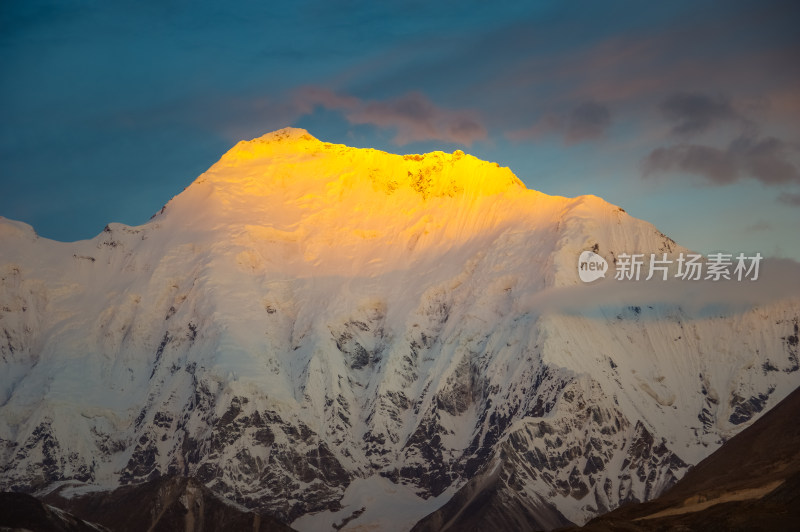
[507,101,611,144]
[642,134,800,187]
[506,113,562,141]
[294,87,487,146]
[293,86,359,114]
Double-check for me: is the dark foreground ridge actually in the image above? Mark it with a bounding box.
[0,491,107,531]
[561,384,800,531]
[1,476,295,532]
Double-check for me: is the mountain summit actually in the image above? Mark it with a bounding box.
[202,127,524,199]
[1,130,799,531]
[156,127,554,278]
[139,127,650,283]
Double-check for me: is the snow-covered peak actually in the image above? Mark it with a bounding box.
[77,130,659,284]
[0,217,38,243]
[2,129,799,532]
[147,129,576,277]
[200,127,525,199]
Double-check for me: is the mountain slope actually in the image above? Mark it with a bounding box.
[1,128,799,530]
[571,384,800,530]
[0,492,108,532]
[42,475,295,532]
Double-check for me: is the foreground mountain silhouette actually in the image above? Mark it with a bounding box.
[1,476,295,531]
[567,384,800,531]
[1,128,799,530]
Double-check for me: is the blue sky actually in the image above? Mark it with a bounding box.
[2,0,799,259]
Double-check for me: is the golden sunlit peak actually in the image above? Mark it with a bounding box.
[139,129,604,278]
[208,127,527,202]
[254,126,319,144]
[221,127,319,160]
[161,127,557,278]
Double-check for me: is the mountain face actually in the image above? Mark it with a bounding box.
[1,475,295,532]
[571,384,800,531]
[1,128,799,530]
[40,475,296,532]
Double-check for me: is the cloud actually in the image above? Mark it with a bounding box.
[295,87,486,146]
[778,191,800,206]
[520,257,800,318]
[745,220,772,231]
[659,92,740,136]
[348,92,486,146]
[507,101,611,144]
[732,136,800,184]
[505,114,562,141]
[566,101,611,143]
[642,134,800,186]
[294,86,359,113]
[642,144,738,184]
[109,86,487,148]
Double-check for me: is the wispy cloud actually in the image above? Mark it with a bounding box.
[659,92,742,136]
[507,101,611,144]
[348,93,486,146]
[642,134,800,186]
[778,191,800,206]
[505,114,561,142]
[643,143,738,184]
[642,90,800,190]
[745,220,772,231]
[520,257,800,317]
[566,101,612,143]
[293,86,359,113]
[106,86,488,148]
[295,87,487,146]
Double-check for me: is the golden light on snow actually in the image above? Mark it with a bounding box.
[161,128,569,277]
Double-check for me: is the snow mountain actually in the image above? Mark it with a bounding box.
[573,384,800,530]
[1,128,798,530]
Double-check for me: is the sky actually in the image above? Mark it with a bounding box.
[2,0,799,260]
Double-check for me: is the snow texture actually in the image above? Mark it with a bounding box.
[1,128,798,529]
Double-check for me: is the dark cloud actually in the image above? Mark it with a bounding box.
[109,86,487,149]
[566,101,611,143]
[295,88,487,146]
[449,116,487,143]
[505,114,562,141]
[659,92,740,136]
[294,87,359,113]
[778,192,800,206]
[352,0,800,142]
[642,135,800,186]
[745,220,772,231]
[643,144,738,184]
[507,101,611,144]
[732,135,800,184]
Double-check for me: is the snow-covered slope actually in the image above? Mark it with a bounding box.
[1,128,798,530]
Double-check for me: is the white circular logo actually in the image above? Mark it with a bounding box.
[578,251,608,283]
